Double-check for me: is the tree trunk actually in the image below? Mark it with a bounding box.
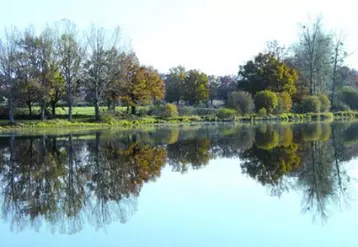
[126,105,129,114]
[94,100,100,121]
[131,105,136,115]
[68,103,73,121]
[41,102,46,121]
[8,92,14,125]
[28,103,32,116]
[51,101,56,117]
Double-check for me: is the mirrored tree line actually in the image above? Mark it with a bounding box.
[0,123,358,233]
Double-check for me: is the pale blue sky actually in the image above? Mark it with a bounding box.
[1,0,358,75]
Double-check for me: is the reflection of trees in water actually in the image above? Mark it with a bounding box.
[0,122,358,232]
[0,133,166,234]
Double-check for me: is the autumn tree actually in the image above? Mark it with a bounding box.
[238,53,298,96]
[121,66,164,114]
[182,69,209,105]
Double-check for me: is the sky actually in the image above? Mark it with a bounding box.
[1,0,358,75]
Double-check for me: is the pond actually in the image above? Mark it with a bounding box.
[1,122,358,247]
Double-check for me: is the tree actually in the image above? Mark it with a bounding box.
[227,91,254,114]
[37,26,58,120]
[217,75,237,102]
[14,30,43,116]
[302,95,321,113]
[84,25,123,121]
[208,75,220,105]
[238,53,298,96]
[294,16,332,95]
[264,40,290,61]
[254,90,278,113]
[182,69,209,105]
[47,68,65,116]
[121,66,164,114]
[104,51,139,112]
[277,92,293,113]
[165,65,186,104]
[319,94,331,112]
[331,33,348,110]
[58,20,83,121]
[0,27,20,125]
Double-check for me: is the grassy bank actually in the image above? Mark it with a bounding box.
[1,111,357,131]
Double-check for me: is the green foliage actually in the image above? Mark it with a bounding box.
[258,108,267,116]
[301,96,321,113]
[254,90,278,113]
[227,91,254,114]
[340,86,358,110]
[182,70,209,105]
[216,108,237,119]
[238,53,298,95]
[277,92,292,113]
[164,104,178,118]
[165,66,186,103]
[178,107,219,116]
[319,94,331,112]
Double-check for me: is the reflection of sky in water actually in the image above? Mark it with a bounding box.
[2,158,358,247]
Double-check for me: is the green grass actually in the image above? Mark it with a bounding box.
[1,106,358,131]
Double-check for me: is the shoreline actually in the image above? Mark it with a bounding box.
[0,111,357,132]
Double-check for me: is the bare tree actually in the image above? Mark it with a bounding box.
[84,25,122,121]
[295,16,333,95]
[58,20,83,121]
[0,27,21,125]
[331,32,349,110]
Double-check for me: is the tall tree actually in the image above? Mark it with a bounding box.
[165,65,186,104]
[182,69,209,105]
[0,27,20,125]
[238,53,298,96]
[121,66,164,114]
[58,20,83,121]
[330,33,348,110]
[84,25,122,121]
[294,17,332,95]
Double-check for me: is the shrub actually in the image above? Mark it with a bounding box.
[319,94,331,112]
[254,90,278,113]
[164,103,178,118]
[340,86,358,110]
[277,92,292,113]
[301,96,321,113]
[258,108,267,116]
[217,108,237,119]
[227,91,254,114]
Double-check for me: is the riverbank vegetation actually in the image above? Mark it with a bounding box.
[1,16,358,127]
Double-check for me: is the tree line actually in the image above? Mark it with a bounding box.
[2,17,358,124]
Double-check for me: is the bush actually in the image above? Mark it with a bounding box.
[164,103,178,118]
[258,108,267,116]
[254,90,278,113]
[340,86,358,110]
[227,91,254,114]
[217,108,237,119]
[301,96,321,113]
[319,94,331,112]
[277,92,292,113]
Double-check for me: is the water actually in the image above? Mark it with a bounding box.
[1,122,358,247]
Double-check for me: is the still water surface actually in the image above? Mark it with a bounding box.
[1,122,358,246]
